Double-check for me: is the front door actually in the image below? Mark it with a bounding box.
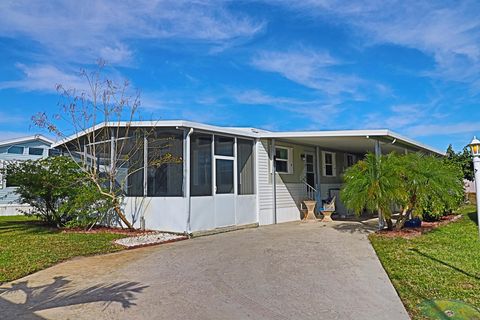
[213,136,236,227]
[305,153,315,188]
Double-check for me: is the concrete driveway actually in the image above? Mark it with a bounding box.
[0,221,409,320]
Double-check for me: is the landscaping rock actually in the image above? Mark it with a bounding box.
[114,232,187,248]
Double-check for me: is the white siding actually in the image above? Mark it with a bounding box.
[257,139,307,225]
[258,139,274,224]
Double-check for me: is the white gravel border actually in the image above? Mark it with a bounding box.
[115,232,187,248]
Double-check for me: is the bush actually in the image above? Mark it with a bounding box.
[3,156,112,228]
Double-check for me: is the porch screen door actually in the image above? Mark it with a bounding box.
[214,136,236,227]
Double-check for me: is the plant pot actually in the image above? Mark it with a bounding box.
[303,200,317,220]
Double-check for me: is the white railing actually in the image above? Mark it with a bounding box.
[302,179,317,201]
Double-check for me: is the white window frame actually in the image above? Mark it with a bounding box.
[7,145,24,154]
[28,147,45,156]
[275,146,293,174]
[322,151,336,177]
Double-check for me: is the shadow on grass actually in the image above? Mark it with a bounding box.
[409,248,480,281]
[0,220,57,235]
[467,212,478,226]
[0,276,148,319]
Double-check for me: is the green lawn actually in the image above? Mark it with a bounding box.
[370,206,480,319]
[0,215,126,283]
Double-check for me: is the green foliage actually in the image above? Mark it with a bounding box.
[341,152,464,227]
[396,153,464,221]
[445,144,474,181]
[340,153,405,220]
[3,156,112,228]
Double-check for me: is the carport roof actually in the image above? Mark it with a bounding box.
[257,129,444,155]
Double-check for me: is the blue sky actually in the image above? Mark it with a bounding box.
[0,1,479,151]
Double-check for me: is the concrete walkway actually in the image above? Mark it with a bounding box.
[0,221,409,320]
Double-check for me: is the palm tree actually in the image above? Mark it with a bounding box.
[394,153,463,229]
[340,152,404,230]
[341,152,464,231]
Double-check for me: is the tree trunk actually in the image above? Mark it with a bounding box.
[395,207,411,230]
[385,218,393,230]
[114,204,134,229]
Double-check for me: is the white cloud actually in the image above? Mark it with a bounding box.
[99,45,133,65]
[0,0,265,64]
[0,112,25,124]
[407,122,480,137]
[251,49,363,96]
[234,89,343,124]
[273,1,480,84]
[0,64,88,92]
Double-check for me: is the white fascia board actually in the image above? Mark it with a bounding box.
[258,129,390,139]
[0,134,54,148]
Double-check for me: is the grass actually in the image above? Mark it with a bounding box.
[0,215,126,283]
[370,206,480,319]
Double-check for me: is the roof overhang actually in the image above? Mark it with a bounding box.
[53,121,442,156]
[0,134,54,148]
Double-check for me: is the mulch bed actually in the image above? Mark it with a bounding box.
[376,214,462,239]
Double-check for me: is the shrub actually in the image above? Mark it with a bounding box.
[3,156,112,228]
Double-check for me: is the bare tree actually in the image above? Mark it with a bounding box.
[33,61,182,229]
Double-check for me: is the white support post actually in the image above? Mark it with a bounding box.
[184,129,192,234]
[110,134,115,193]
[473,156,480,239]
[374,140,385,230]
[315,146,322,206]
[143,135,148,197]
[271,139,277,224]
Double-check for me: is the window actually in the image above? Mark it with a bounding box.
[214,136,234,156]
[48,149,62,157]
[116,134,144,197]
[29,147,44,156]
[322,151,336,177]
[5,168,18,188]
[275,146,292,174]
[237,139,254,195]
[147,129,184,197]
[216,159,234,194]
[191,133,212,196]
[7,146,24,154]
[345,154,356,168]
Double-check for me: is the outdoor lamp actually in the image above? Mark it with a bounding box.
[469,136,480,156]
[468,136,480,239]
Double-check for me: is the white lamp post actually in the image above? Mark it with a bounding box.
[468,136,480,238]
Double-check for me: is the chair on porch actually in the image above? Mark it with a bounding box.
[319,196,336,222]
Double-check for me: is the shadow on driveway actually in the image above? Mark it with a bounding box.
[0,276,148,319]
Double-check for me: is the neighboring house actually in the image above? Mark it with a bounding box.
[54,120,442,234]
[0,135,53,216]
[465,179,476,204]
